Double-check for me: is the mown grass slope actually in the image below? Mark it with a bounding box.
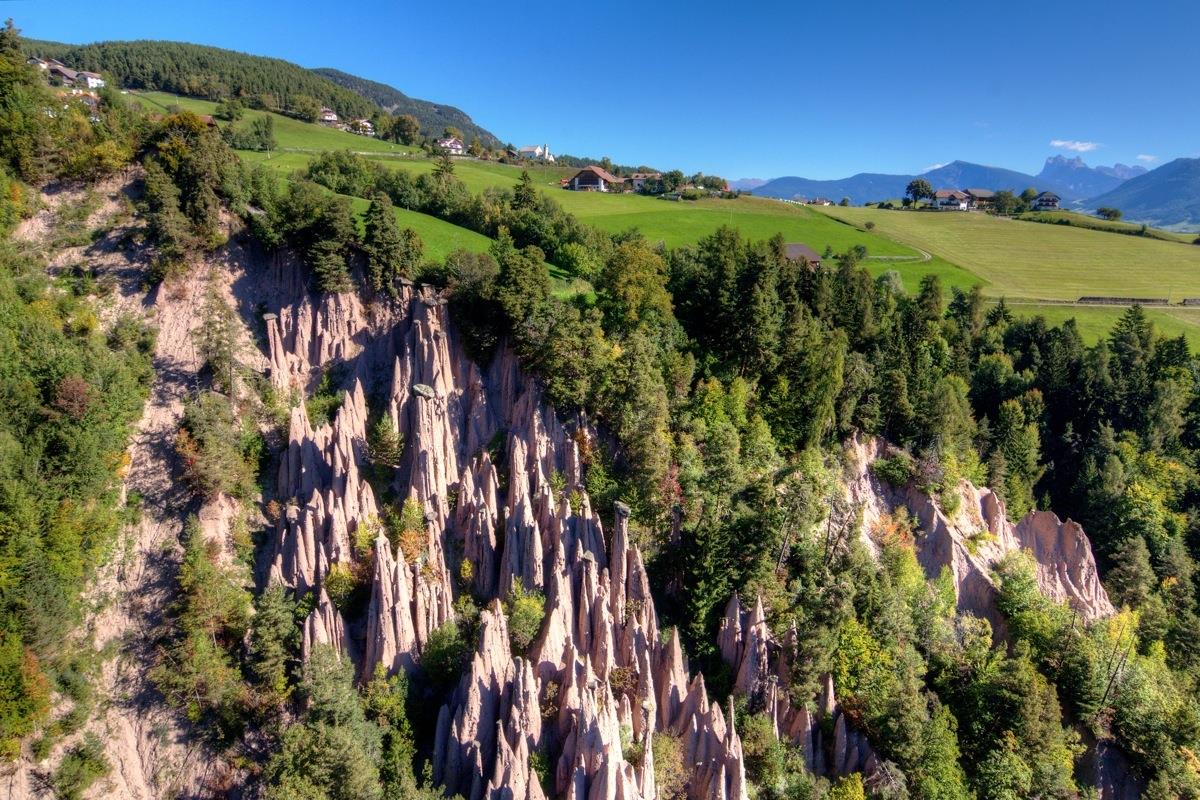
[1017,210,1197,244]
[818,205,1200,346]
[817,205,1200,302]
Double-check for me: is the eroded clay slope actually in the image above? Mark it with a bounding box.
[845,434,1114,631]
[258,281,750,800]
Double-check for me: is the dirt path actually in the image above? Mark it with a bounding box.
[868,246,933,263]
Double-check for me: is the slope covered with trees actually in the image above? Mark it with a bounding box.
[313,67,500,148]
[23,39,380,121]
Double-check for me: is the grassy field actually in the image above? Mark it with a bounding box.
[137,92,922,263]
[133,92,490,260]
[131,91,412,155]
[817,206,1200,302]
[817,206,1200,346]
[1016,210,1198,244]
[1012,303,1200,346]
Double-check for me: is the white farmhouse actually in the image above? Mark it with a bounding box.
[517,144,554,163]
[77,71,106,90]
[436,136,466,156]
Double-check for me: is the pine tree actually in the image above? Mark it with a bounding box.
[248,584,298,702]
[309,240,352,293]
[363,194,405,294]
[512,170,537,210]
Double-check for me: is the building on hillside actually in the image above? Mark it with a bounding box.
[567,165,624,192]
[48,63,78,84]
[351,118,375,136]
[964,188,995,210]
[77,71,105,90]
[783,242,823,268]
[517,144,554,162]
[436,136,466,155]
[629,172,662,192]
[1031,191,1061,211]
[934,189,969,210]
[319,107,339,124]
[809,197,834,206]
[27,57,48,70]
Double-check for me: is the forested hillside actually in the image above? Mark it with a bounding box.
[7,17,1200,800]
[313,67,500,148]
[23,39,381,120]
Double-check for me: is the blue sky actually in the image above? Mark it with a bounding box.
[9,0,1198,179]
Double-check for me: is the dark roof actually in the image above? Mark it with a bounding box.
[964,188,995,198]
[630,172,662,180]
[572,165,623,183]
[784,243,822,263]
[1035,191,1060,199]
[935,189,968,199]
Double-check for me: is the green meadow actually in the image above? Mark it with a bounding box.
[1016,210,1197,244]
[131,91,411,155]
[817,205,1200,302]
[818,205,1200,346]
[132,92,1200,346]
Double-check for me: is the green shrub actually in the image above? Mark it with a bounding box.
[305,368,346,427]
[652,733,688,800]
[419,622,469,693]
[52,733,109,800]
[176,391,256,499]
[871,452,915,487]
[323,563,360,612]
[504,583,545,655]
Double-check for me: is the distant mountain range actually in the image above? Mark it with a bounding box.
[746,155,1200,230]
[312,68,500,148]
[750,157,1144,206]
[749,156,1200,230]
[729,178,768,191]
[1087,158,1200,230]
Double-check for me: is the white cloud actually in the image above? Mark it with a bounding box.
[922,163,946,172]
[1050,139,1101,153]
[1136,154,1158,163]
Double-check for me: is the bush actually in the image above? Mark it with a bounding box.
[504,583,545,654]
[383,497,426,562]
[653,733,688,800]
[419,622,469,692]
[51,732,110,800]
[871,452,916,487]
[828,774,866,800]
[324,563,364,612]
[305,368,346,428]
[176,392,256,499]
